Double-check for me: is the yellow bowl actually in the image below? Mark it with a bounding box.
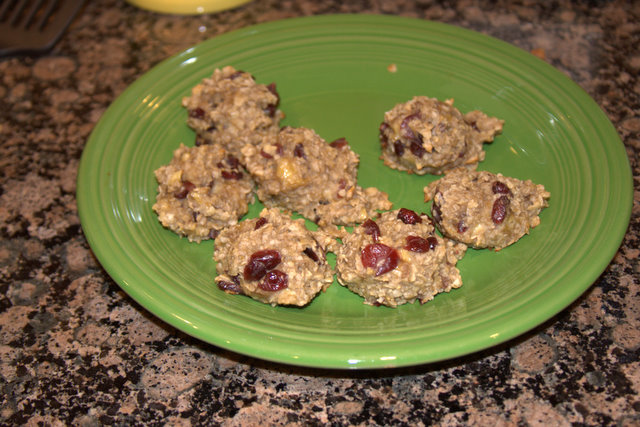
[126,0,252,14]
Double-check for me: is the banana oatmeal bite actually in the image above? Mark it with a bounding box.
[335,208,467,307]
[424,168,550,250]
[379,96,503,175]
[214,208,334,307]
[242,126,392,227]
[182,66,284,160]
[153,143,254,242]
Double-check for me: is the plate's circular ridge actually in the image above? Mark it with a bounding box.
[77,15,632,369]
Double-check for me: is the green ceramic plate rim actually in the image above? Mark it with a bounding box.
[77,14,633,369]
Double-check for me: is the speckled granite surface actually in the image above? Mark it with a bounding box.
[1,0,639,425]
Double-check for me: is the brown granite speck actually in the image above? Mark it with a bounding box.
[511,333,557,374]
[32,57,77,81]
[0,0,638,425]
[141,347,213,400]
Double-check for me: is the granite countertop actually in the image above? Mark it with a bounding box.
[1,0,639,425]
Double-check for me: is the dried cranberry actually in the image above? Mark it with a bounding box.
[259,150,273,159]
[226,155,240,169]
[457,220,468,233]
[400,114,427,157]
[229,70,245,80]
[259,270,288,291]
[217,275,243,294]
[329,137,349,149]
[404,236,429,252]
[400,113,421,140]
[492,195,510,224]
[432,199,443,224]
[251,250,281,269]
[362,219,381,242]
[254,217,268,230]
[397,208,422,225]
[265,104,278,117]
[189,108,205,119]
[379,123,389,146]
[303,247,320,263]
[393,140,405,156]
[222,170,243,180]
[405,235,437,253]
[243,249,281,281]
[492,181,511,195]
[293,143,306,159]
[195,135,206,146]
[266,82,279,102]
[361,243,399,276]
[174,180,195,199]
[265,82,280,117]
[208,229,219,240]
[409,139,426,158]
[243,259,268,282]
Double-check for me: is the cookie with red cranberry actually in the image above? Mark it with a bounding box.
[182,66,284,160]
[335,208,467,307]
[153,143,254,242]
[424,168,550,250]
[379,96,503,175]
[214,208,334,306]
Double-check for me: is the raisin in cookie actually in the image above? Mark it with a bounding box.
[153,143,254,242]
[242,126,392,227]
[379,96,503,175]
[424,168,550,250]
[182,66,284,160]
[214,208,334,306]
[335,208,467,307]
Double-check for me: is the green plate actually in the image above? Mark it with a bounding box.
[77,15,632,369]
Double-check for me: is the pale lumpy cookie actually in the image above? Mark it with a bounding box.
[153,143,254,242]
[424,168,551,250]
[335,208,467,307]
[242,126,392,227]
[182,66,284,159]
[214,208,334,306]
[379,96,504,175]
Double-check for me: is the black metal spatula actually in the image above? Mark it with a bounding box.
[0,0,85,57]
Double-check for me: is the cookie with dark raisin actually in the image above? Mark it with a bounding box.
[424,168,550,250]
[214,208,334,306]
[335,209,466,307]
[379,96,503,175]
[153,143,254,242]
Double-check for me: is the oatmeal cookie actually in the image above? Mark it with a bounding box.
[379,96,503,175]
[214,208,334,306]
[424,168,550,250]
[153,143,254,242]
[242,126,392,227]
[182,66,284,160]
[335,208,467,307]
